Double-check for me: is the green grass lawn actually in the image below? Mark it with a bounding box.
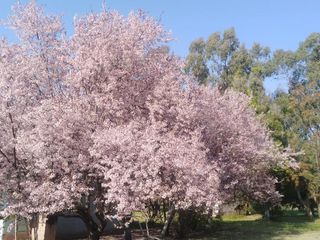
[191,214,320,240]
[131,211,320,239]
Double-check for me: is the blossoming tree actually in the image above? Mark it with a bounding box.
[0,1,282,240]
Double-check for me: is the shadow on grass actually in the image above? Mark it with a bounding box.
[189,215,320,240]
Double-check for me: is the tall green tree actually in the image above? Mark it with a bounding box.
[185,28,273,113]
[271,33,320,218]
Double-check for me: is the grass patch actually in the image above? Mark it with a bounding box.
[191,214,320,240]
[130,211,320,239]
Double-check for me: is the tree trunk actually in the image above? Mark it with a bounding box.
[264,209,270,220]
[30,218,37,240]
[162,200,167,223]
[123,221,132,240]
[215,206,223,220]
[207,209,213,225]
[44,219,56,240]
[176,210,188,239]
[160,205,175,238]
[83,219,103,240]
[88,230,101,240]
[145,219,150,238]
[77,203,106,240]
[295,187,313,219]
[305,203,313,220]
[30,214,56,240]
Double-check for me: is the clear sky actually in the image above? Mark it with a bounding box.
[1,0,320,93]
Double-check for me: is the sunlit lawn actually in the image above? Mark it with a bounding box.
[103,212,320,239]
[191,214,320,240]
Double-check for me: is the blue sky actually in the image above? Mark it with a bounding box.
[1,0,320,93]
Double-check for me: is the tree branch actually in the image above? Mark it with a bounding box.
[0,148,11,163]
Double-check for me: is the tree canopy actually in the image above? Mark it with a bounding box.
[0,3,283,239]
